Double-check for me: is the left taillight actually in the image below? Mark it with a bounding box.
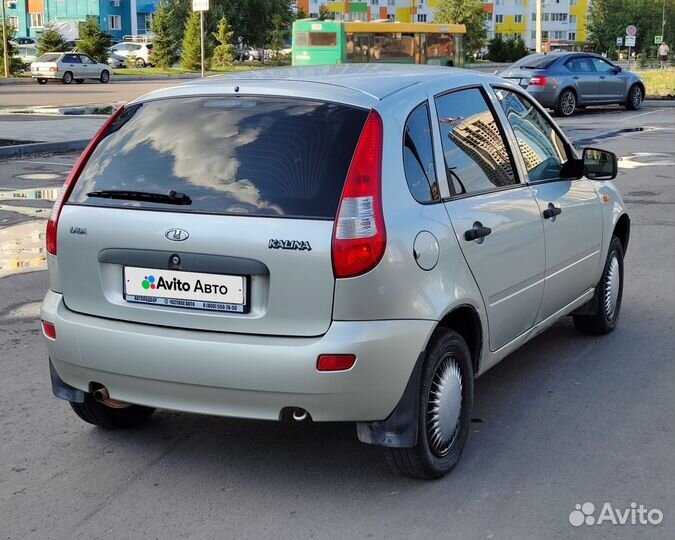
[46,106,125,256]
[529,75,549,86]
[331,110,386,279]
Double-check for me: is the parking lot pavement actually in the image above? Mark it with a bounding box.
[0,116,106,145]
[0,109,673,540]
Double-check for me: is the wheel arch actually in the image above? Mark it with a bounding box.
[613,213,630,254]
[435,304,483,374]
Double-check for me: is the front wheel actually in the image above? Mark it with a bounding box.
[573,236,624,334]
[62,71,73,84]
[555,89,577,117]
[135,58,146,68]
[100,70,110,84]
[626,84,643,110]
[70,394,155,429]
[384,329,474,479]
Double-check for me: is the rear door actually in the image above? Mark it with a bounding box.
[62,53,82,77]
[434,87,546,351]
[494,87,603,321]
[563,56,598,103]
[57,95,369,337]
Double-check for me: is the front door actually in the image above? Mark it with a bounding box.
[563,55,598,103]
[434,87,546,351]
[494,87,603,321]
[590,57,625,102]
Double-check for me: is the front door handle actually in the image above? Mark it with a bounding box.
[573,75,580,79]
[600,75,606,79]
[543,204,562,219]
[464,223,492,241]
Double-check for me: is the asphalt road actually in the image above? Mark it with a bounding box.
[0,108,673,540]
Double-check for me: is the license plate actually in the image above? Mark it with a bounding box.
[124,266,247,313]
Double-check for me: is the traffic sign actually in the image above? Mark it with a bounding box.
[626,25,637,37]
[616,37,623,46]
[655,35,663,44]
[192,0,208,11]
[625,35,636,47]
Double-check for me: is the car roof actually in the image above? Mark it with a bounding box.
[138,64,497,105]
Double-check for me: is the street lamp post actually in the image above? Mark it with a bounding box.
[1,0,10,78]
[536,0,542,53]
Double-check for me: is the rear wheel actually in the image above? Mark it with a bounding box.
[100,70,110,83]
[626,84,643,110]
[573,236,624,335]
[135,58,146,68]
[37,78,47,85]
[555,89,576,117]
[70,394,155,429]
[62,71,73,84]
[384,329,474,479]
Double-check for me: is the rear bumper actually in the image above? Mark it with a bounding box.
[42,290,434,422]
[526,87,559,108]
[31,73,60,79]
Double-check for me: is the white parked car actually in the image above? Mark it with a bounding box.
[17,45,38,67]
[108,42,154,67]
[31,53,112,84]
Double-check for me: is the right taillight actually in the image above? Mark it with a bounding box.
[529,75,549,86]
[332,110,386,279]
[46,106,125,256]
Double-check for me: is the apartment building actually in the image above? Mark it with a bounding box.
[3,0,159,41]
[296,0,589,49]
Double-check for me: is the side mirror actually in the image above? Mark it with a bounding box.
[613,66,622,74]
[583,148,618,180]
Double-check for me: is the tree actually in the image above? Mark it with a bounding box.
[152,0,177,68]
[267,14,286,65]
[1,23,24,75]
[212,16,236,67]
[589,0,675,54]
[37,25,67,57]
[181,12,204,70]
[77,17,112,63]
[434,0,487,57]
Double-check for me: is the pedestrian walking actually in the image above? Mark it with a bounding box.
[658,42,670,69]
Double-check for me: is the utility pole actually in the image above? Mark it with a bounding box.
[200,9,204,78]
[1,0,9,78]
[536,0,542,53]
[663,0,667,39]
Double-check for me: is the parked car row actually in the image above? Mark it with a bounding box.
[497,52,645,117]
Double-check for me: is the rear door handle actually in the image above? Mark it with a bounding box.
[464,223,492,241]
[543,204,562,219]
[600,75,606,79]
[573,75,580,79]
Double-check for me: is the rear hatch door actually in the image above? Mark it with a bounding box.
[57,95,368,336]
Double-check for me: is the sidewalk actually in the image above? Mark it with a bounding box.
[0,115,106,158]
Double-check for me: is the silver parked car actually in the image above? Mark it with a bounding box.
[42,65,629,479]
[498,52,645,117]
[31,52,112,84]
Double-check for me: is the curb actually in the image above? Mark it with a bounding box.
[643,99,675,107]
[0,139,89,158]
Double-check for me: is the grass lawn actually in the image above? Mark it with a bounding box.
[634,69,675,98]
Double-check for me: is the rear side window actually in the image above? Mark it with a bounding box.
[35,53,61,62]
[519,55,558,69]
[435,88,518,196]
[403,103,439,203]
[69,97,368,219]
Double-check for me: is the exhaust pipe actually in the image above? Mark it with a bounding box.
[292,408,308,422]
[92,385,130,409]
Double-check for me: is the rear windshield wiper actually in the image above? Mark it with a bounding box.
[86,190,192,205]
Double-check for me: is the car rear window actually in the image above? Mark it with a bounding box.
[519,55,558,69]
[69,96,369,219]
[35,53,61,62]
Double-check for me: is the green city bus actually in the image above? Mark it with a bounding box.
[292,19,466,68]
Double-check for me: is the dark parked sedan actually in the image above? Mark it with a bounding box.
[499,52,645,117]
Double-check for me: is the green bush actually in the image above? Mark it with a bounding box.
[37,25,68,57]
[1,23,24,75]
[152,0,177,69]
[77,18,112,63]
[212,16,235,68]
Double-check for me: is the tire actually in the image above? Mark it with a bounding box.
[37,78,47,85]
[100,70,110,84]
[573,236,624,335]
[384,329,474,479]
[555,89,577,117]
[62,71,73,84]
[75,78,84,84]
[135,58,146,68]
[70,394,155,429]
[626,84,643,110]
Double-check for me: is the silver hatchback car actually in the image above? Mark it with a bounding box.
[498,52,645,117]
[42,65,629,479]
